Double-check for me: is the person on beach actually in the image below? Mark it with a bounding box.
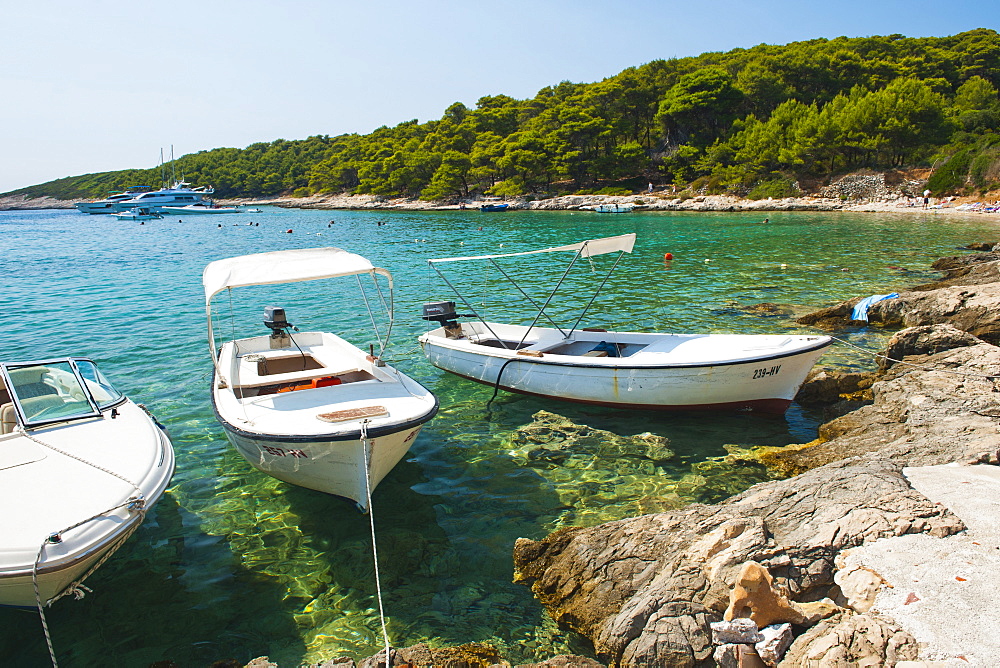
[923,189,930,209]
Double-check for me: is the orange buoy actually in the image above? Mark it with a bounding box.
[664,252,673,260]
[286,229,293,233]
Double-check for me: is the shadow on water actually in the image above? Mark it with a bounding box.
[0,491,305,667]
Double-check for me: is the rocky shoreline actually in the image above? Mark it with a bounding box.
[2,190,993,217]
[510,245,1000,667]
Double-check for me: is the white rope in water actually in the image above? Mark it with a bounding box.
[21,428,146,668]
[361,420,392,668]
[831,335,1000,380]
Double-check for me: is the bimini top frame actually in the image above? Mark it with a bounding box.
[427,233,636,349]
[202,247,395,381]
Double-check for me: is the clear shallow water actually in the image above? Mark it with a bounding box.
[1,207,996,666]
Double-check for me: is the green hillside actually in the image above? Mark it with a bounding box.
[8,29,1000,201]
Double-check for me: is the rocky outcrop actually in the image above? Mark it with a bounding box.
[762,328,1000,474]
[796,279,1000,344]
[512,244,1000,666]
[512,458,962,667]
[778,612,919,666]
[0,194,74,210]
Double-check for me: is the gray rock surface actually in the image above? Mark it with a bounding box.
[512,458,962,667]
[778,612,919,666]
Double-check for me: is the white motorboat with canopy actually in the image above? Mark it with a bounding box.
[204,247,438,510]
[418,233,832,413]
[0,357,174,610]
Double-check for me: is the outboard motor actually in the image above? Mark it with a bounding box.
[264,306,295,349]
[422,301,469,339]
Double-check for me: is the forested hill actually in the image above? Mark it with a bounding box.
[9,29,1000,202]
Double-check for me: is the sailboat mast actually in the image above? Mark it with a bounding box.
[159,148,165,189]
[170,145,176,185]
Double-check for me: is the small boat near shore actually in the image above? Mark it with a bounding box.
[159,204,242,215]
[480,203,511,212]
[203,248,438,510]
[0,357,175,608]
[419,234,832,413]
[113,207,163,221]
[590,203,634,213]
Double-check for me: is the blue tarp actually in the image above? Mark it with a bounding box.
[851,293,899,322]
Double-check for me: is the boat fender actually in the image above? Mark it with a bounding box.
[664,252,673,260]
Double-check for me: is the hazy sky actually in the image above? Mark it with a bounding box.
[1,0,996,193]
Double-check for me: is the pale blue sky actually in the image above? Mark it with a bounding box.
[1,0,996,193]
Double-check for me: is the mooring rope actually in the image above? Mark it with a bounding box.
[21,428,146,668]
[830,335,1000,380]
[361,420,392,668]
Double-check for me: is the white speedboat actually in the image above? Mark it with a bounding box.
[113,207,163,221]
[203,248,438,510]
[111,181,214,212]
[0,358,174,608]
[159,204,241,215]
[418,234,832,414]
[74,187,153,214]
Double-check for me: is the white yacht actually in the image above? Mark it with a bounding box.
[111,181,215,212]
[74,188,153,214]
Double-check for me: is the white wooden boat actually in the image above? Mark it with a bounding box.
[418,234,832,413]
[203,248,438,510]
[159,204,242,215]
[0,358,175,608]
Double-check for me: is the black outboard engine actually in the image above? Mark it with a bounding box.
[422,301,468,339]
[264,306,294,348]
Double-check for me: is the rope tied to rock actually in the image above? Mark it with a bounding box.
[361,419,393,668]
[20,427,147,668]
[831,335,1000,381]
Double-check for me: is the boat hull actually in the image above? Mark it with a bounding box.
[210,331,438,509]
[419,326,830,413]
[159,206,241,215]
[220,424,425,506]
[0,403,174,608]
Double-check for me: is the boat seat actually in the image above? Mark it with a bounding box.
[0,403,16,435]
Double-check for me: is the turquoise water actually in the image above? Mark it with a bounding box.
[1,207,996,666]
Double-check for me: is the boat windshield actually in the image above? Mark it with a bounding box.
[0,358,116,428]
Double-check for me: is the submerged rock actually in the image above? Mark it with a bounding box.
[507,411,675,466]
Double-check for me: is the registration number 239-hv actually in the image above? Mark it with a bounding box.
[752,364,781,380]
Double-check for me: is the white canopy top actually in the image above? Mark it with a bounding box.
[203,247,391,303]
[429,233,636,264]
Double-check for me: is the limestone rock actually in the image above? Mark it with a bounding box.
[357,643,503,668]
[793,599,841,625]
[877,323,981,371]
[714,643,767,667]
[724,562,805,627]
[795,369,874,406]
[755,624,793,666]
[711,618,763,644]
[833,561,887,613]
[759,337,1000,472]
[513,656,605,667]
[512,458,961,667]
[779,612,919,666]
[245,659,278,668]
